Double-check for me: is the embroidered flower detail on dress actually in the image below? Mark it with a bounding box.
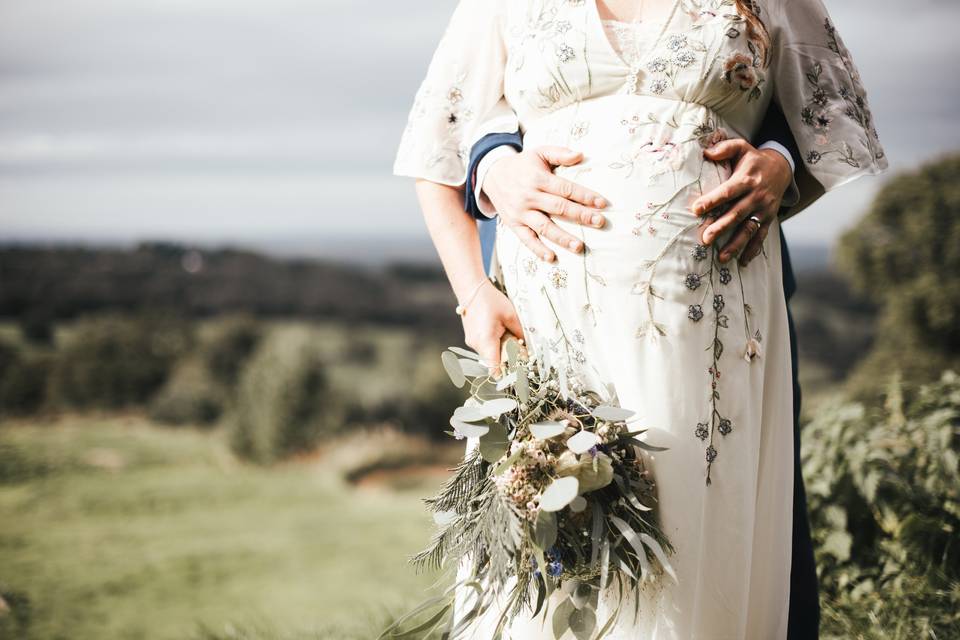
[549,266,568,289]
[523,256,539,276]
[572,329,584,344]
[647,57,669,74]
[649,78,669,95]
[673,49,697,68]
[666,34,688,51]
[570,121,590,139]
[684,273,702,290]
[557,44,576,63]
[705,445,718,463]
[555,20,572,34]
[695,422,709,441]
[693,244,708,261]
[722,53,759,91]
[688,304,704,322]
[713,294,725,312]
[447,87,463,104]
[718,417,733,436]
[719,267,732,285]
[744,337,762,362]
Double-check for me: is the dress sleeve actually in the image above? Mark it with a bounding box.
[767,0,888,192]
[392,0,516,187]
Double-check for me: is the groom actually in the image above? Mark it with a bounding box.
[462,101,821,639]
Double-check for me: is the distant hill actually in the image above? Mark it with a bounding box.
[0,241,872,388]
[0,242,460,338]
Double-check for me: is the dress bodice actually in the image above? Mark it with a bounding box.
[394,0,886,201]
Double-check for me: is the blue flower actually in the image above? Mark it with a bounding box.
[546,561,563,577]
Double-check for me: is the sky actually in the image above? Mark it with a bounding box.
[1,0,958,261]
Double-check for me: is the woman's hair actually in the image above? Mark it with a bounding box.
[735,0,771,68]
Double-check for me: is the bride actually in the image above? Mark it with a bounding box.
[392,0,887,637]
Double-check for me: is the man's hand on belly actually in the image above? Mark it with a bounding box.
[689,138,793,267]
[483,146,609,263]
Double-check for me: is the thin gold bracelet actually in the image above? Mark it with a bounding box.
[455,276,490,317]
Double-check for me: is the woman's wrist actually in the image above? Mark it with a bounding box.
[455,275,492,316]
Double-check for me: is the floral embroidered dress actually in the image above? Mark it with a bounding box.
[393,0,886,638]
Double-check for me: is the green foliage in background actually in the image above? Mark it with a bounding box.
[230,327,338,463]
[837,153,960,400]
[802,371,960,639]
[48,313,192,409]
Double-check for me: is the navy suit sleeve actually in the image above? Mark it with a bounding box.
[464,130,523,219]
[755,100,801,302]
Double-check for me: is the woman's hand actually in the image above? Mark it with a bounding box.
[483,146,609,263]
[690,139,793,266]
[461,282,525,377]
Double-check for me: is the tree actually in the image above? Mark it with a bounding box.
[837,152,960,399]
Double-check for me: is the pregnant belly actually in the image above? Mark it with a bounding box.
[493,94,772,373]
[504,95,738,290]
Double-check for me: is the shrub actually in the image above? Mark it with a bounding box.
[802,370,960,638]
[202,314,262,386]
[230,327,342,463]
[837,153,960,397]
[48,314,191,409]
[0,353,52,416]
[148,359,223,426]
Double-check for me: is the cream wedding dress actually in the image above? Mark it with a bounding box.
[393,0,886,637]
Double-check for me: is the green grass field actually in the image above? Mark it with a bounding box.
[0,414,447,639]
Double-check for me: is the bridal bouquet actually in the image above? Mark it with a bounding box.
[380,336,674,640]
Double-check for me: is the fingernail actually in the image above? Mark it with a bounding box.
[594,197,607,208]
[592,215,604,226]
[569,240,581,251]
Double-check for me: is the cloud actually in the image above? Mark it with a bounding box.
[0,0,957,248]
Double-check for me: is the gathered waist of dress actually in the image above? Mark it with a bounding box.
[520,93,739,163]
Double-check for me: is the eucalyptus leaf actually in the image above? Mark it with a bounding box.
[551,598,575,638]
[479,420,510,463]
[452,405,489,423]
[530,421,566,440]
[610,515,650,578]
[640,533,677,582]
[593,405,635,421]
[533,509,558,551]
[570,581,593,610]
[540,476,580,512]
[441,351,465,388]
[475,378,507,400]
[627,437,669,452]
[459,358,490,377]
[495,370,517,390]
[569,605,597,639]
[516,365,529,403]
[448,346,481,360]
[481,397,518,418]
[503,337,521,367]
[567,429,600,454]
[449,418,489,439]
